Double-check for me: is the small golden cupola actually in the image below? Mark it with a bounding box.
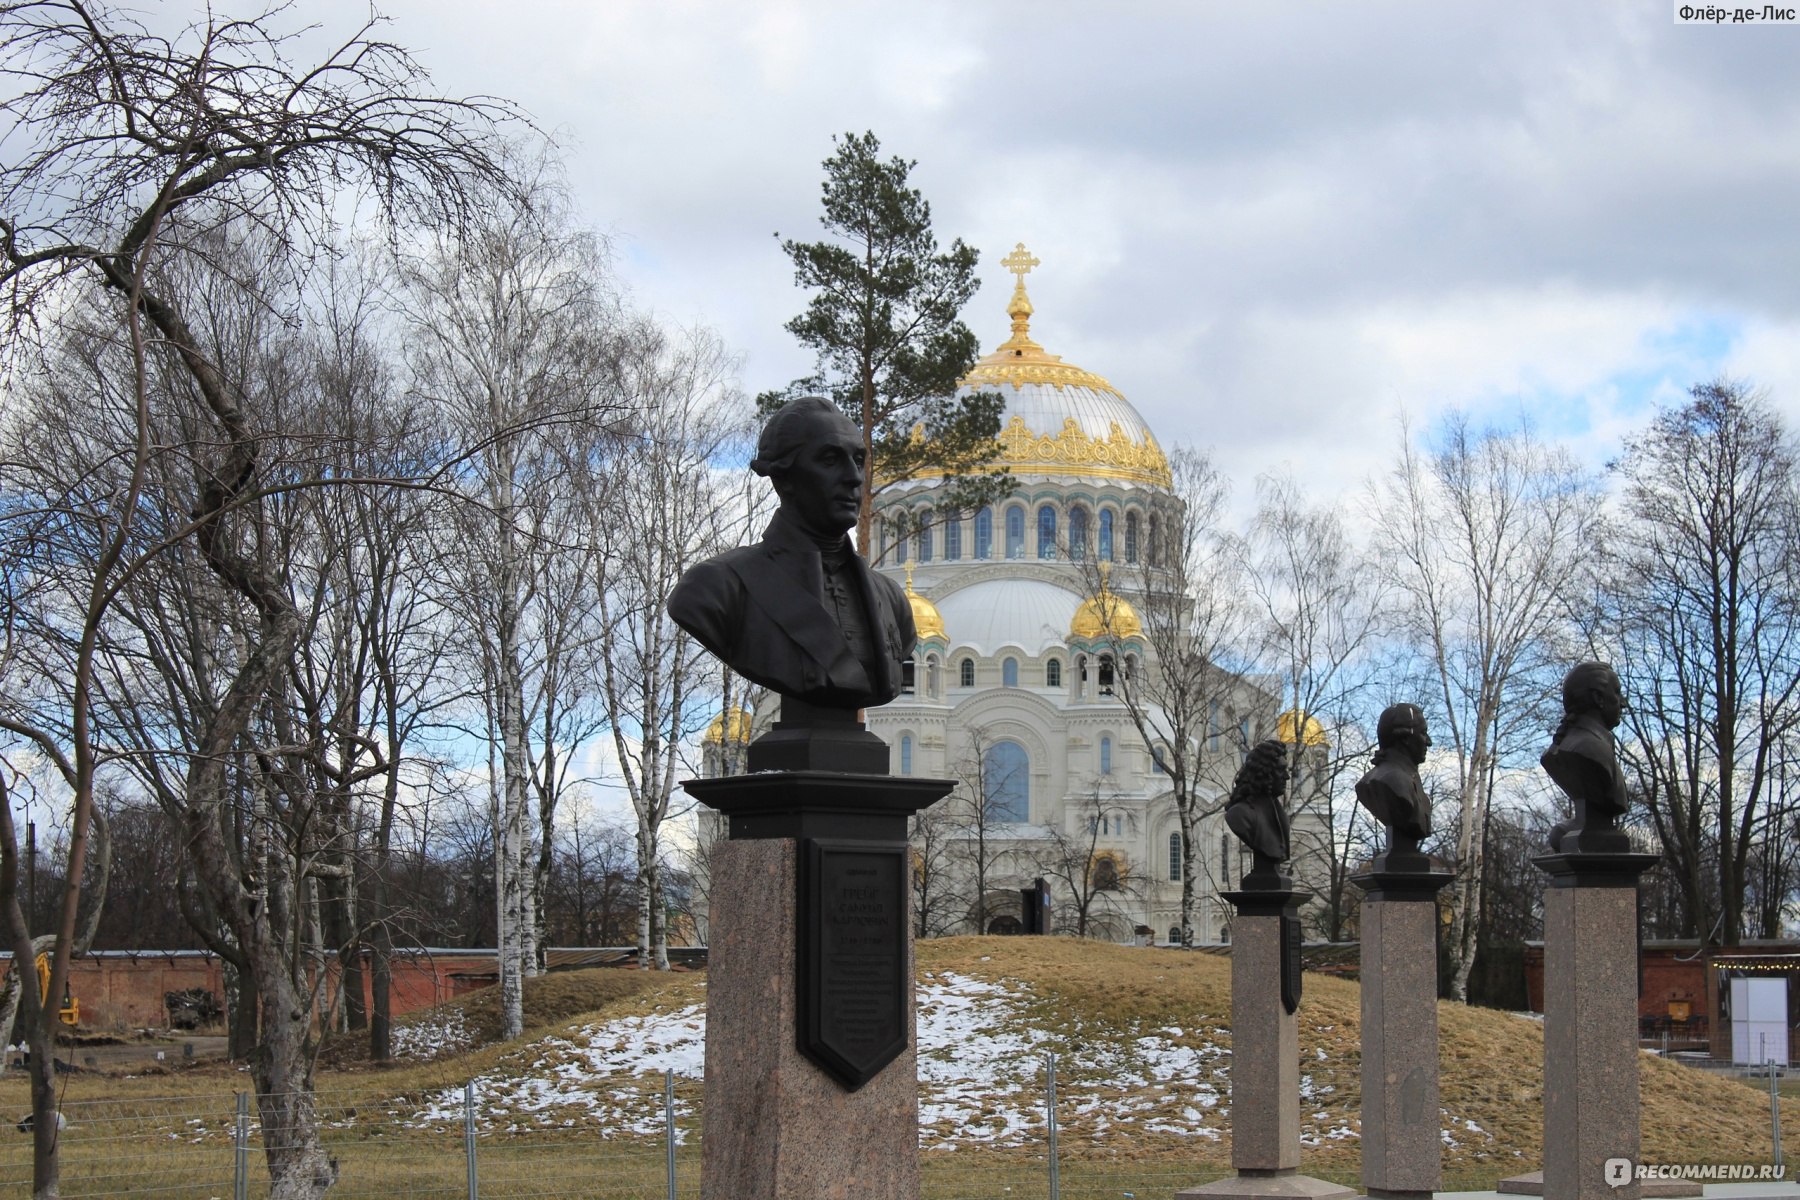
[1278,709,1330,748]
[703,707,753,746]
[905,563,946,643]
[1069,562,1143,641]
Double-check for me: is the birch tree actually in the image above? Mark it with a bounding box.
[589,324,745,970]
[1372,415,1598,1001]
[401,180,622,1034]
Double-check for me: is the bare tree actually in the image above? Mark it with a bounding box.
[1239,471,1391,940]
[1030,790,1146,940]
[0,4,518,1193]
[1371,414,1598,1002]
[1598,381,1800,946]
[1074,445,1252,945]
[586,324,746,970]
[399,171,619,1034]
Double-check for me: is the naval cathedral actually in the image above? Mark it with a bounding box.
[701,247,1324,946]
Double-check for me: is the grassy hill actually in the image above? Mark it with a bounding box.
[361,935,1783,1179]
[0,937,1785,1197]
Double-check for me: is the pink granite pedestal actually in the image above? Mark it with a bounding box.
[1177,890,1355,1200]
[701,838,919,1200]
[1530,852,1661,1200]
[1353,866,1455,1200]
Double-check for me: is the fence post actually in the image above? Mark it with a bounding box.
[464,1081,479,1200]
[1045,1053,1060,1200]
[1772,1061,1784,1170]
[665,1069,677,1200]
[233,1091,249,1200]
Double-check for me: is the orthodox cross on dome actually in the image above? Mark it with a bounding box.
[1001,242,1040,284]
[998,242,1042,348]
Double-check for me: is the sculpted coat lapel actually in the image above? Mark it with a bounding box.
[667,512,916,709]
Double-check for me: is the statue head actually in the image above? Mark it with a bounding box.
[1561,662,1624,730]
[751,396,864,539]
[1376,702,1431,766]
[1230,739,1290,808]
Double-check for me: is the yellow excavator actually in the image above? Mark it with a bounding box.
[32,953,79,1027]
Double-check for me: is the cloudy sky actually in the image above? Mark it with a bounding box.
[288,0,1800,511]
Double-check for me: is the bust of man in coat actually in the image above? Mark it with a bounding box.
[666,396,916,711]
[1355,702,1433,862]
[1542,661,1630,853]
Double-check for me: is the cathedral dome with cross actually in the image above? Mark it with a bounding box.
[845,245,1289,947]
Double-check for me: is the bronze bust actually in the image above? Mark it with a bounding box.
[1542,661,1630,853]
[1225,739,1292,889]
[667,396,916,711]
[1355,702,1432,866]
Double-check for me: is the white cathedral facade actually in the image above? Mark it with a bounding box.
[701,247,1322,946]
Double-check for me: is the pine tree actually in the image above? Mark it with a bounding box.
[765,131,1013,555]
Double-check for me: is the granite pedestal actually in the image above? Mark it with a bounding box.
[683,720,951,1200]
[1530,852,1660,1200]
[1353,860,1455,1200]
[1177,888,1355,1200]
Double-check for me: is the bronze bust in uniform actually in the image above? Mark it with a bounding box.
[1355,702,1433,867]
[1542,661,1631,853]
[667,396,916,711]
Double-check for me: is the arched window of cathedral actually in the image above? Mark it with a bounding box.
[1074,654,1088,700]
[926,654,941,698]
[894,518,908,564]
[1099,735,1113,775]
[1092,855,1120,891]
[1005,506,1026,559]
[1098,508,1114,562]
[1152,744,1168,774]
[960,657,976,688]
[1124,652,1139,681]
[1068,505,1089,561]
[901,659,916,694]
[1037,504,1058,560]
[975,507,993,559]
[915,509,932,563]
[1098,654,1116,696]
[1045,658,1062,688]
[1168,925,1183,946]
[1221,832,1232,882]
[945,514,962,561]
[983,741,1029,822]
[900,734,913,776]
[1124,511,1140,564]
[1002,657,1019,688]
[1147,513,1161,566]
[1168,831,1182,881]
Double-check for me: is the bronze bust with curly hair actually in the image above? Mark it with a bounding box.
[1225,739,1292,889]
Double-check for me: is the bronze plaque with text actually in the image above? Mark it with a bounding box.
[798,839,908,1090]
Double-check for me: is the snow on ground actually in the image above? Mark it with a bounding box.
[394,968,1486,1153]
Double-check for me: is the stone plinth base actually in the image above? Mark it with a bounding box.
[1175,1169,1358,1200]
[1354,867,1455,1197]
[1220,890,1313,1171]
[1501,1169,1702,1199]
[700,838,917,1200]
[1535,851,1660,1200]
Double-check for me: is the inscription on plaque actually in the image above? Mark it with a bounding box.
[1280,911,1303,1014]
[799,839,908,1090]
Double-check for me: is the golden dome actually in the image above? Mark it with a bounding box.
[1278,708,1329,748]
[1069,565,1142,641]
[905,564,946,642]
[703,707,753,745]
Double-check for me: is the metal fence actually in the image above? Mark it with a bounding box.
[0,1054,1315,1200]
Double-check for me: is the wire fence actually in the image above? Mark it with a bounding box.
[0,1053,1347,1200]
[10,1052,1773,1199]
